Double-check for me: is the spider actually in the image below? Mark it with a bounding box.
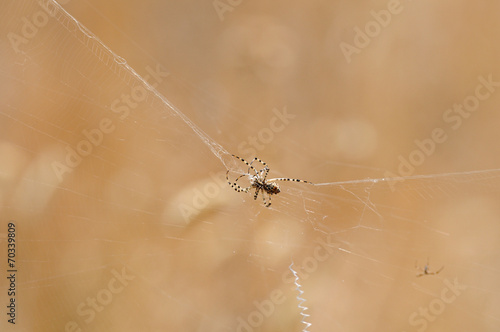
[415,258,444,277]
[226,155,312,207]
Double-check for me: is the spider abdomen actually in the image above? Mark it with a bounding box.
[227,155,311,207]
[264,182,280,195]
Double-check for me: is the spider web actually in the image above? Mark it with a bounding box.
[1,1,500,332]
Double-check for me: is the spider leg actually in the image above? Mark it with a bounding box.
[248,157,268,169]
[226,170,250,192]
[248,157,259,176]
[253,157,270,179]
[268,177,313,184]
[254,157,268,169]
[247,157,270,178]
[261,167,270,181]
[232,173,247,188]
[231,155,260,176]
[264,192,272,207]
[258,190,272,207]
[253,187,260,200]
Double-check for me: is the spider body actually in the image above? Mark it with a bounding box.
[226,155,311,207]
[251,178,280,195]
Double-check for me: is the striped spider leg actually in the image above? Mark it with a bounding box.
[226,155,312,207]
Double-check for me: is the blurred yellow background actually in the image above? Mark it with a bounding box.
[1,0,500,331]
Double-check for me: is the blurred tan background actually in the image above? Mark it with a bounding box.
[1,0,500,331]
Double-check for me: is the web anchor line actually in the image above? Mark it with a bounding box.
[45,0,229,162]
